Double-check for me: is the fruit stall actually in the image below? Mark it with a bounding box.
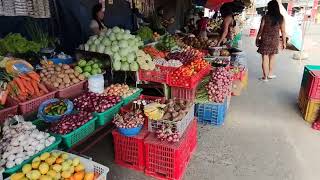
[0,23,247,180]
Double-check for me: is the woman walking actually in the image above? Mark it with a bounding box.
[256,0,286,82]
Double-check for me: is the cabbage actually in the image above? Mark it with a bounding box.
[120,29,125,33]
[125,30,131,34]
[113,60,121,71]
[119,48,129,57]
[111,45,119,52]
[122,34,130,40]
[109,33,116,41]
[106,29,112,35]
[116,33,123,41]
[112,41,118,47]
[94,39,100,45]
[113,26,121,33]
[113,53,121,61]
[121,56,127,62]
[89,44,97,52]
[128,40,135,47]
[121,62,130,71]
[127,53,135,63]
[104,47,113,55]
[119,40,128,48]
[84,44,89,51]
[102,38,111,46]
[130,62,139,71]
[97,46,105,53]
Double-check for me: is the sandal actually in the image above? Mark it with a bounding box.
[259,77,269,82]
[268,75,277,79]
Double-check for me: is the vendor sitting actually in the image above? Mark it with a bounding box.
[90,3,106,35]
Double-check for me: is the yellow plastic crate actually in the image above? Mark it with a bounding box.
[298,86,320,123]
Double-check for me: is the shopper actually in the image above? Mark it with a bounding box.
[197,11,208,38]
[217,5,236,46]
[90,3,106,35]
[256,0,286,82]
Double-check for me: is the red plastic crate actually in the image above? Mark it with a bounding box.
[138,65,178,84]
[0,99,18,124]
[171,86,197,101]
[46,80,87,99]
[168,65,211,89]
[112,128,149,172]
[188,119,198,155]
[306,70,320,100]
[17,91,56,114]
[144,119,197,180]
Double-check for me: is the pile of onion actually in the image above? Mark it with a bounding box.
[206,67,232,103]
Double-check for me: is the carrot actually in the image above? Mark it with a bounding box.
[17,95,27,102]
[31,80,41,96]
[38,83,49,93]
[26,71,40,82]
[13,77,27,93]
[0,89,9,105]
[19,74,31,81]
[21,78,34,95]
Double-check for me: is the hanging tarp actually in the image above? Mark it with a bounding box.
[0,0,51,18]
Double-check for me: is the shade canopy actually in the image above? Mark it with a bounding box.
[205,0,234,10]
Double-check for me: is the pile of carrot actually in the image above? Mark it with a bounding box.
[8,71,50,102]
[143,45,167,58]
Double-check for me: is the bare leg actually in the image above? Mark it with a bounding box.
[268,54,276,77]
[262,55,269,79]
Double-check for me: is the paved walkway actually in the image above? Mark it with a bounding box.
[85,26,320,180]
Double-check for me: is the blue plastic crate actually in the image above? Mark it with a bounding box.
[49,57,74,64]
[195,98,227,126]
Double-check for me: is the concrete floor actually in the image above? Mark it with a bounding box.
[85,24,320,180]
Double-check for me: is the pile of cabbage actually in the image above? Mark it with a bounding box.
[81,27,155,71]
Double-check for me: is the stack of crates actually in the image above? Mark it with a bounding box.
[144,119,197,180]
[298,65,320,123]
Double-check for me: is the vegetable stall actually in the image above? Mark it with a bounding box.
[0,17,247,180]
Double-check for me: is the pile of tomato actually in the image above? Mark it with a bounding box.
[169,58,210,88]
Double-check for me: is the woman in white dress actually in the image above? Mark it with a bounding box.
[90,3,106,35]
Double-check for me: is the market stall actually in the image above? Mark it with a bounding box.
[0,2,249,179]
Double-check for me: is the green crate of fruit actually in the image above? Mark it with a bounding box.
[4,136,61,175]
[94,102,123,127]
[32,117,97,149]
[122,89,143,105]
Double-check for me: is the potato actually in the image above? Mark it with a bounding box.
[69,74,75,79]
[74,71,80,77]
[63,77,71,84]
[56,78,63,83]
[53,82,59,88]
[58,74,65,79]
[62,64,70,70]
[42,69,47,73]
[78,74,85,81]
[65,83,70,87]
[72,78,80,83]
[50,77,57,82]
[40,73,44,77]
[55,66,62,72]
[48,67,54,71]
[68,69,74,74]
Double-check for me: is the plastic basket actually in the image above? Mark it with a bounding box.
[171,86,197,101]
[144,119,197,180]
[46,80,87,99]
[18,91,56,114]
[168,65,211,89]
[37,98,74,123]
[121,89,143,106]
[301,65,320,88]
[195,98,228,126]
[305,70,320,100]
[94,102,123,127]
[3,136,61,175]
[51,150,109,180]
[0,100,18,124]
[112,128,149,172]
[298,87,320,123]
[118,125,143,137]
[49,57,74,64]
[148,104,194,137]
[138,65,178,84]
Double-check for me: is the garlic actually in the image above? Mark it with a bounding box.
[14,157,23,165]
[6,161,15,168]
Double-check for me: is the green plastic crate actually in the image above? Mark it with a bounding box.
[122,89,143,105]
[4,136,61,175]
[33,117,97,149]
[94,102,123,127]
[302,65,320,88]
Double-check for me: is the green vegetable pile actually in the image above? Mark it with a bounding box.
[75,58,103,78]
[195,76,210,104]
[137,26,153,42]
[155,35,177,51]
[44,100,67,115]
[0,33,41,55]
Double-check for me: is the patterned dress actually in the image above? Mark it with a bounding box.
[257,15,280,55]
